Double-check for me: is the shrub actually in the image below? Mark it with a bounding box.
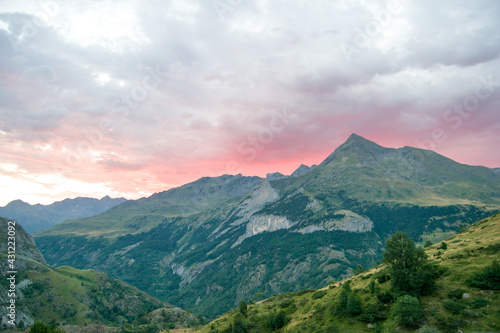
[443,300,465,315]
[338,283,350,308]
[346,293,362,316]
[376,273,390,284]
[424,240,433,248]
[376,291,393,304]
[393,295,422,328]
[233,314,247,333]
[239,301,247,317]
[447,288,465,300]
[279,299,294,308]
[467,260,500,290]
[470,297,489,309]
[271,310,288,330]
[439,242,448,250]
[312,290,327,299]
[29,322,64,333]
[416,324,441,333]
[368,280,379,294]
[358,303,387,323]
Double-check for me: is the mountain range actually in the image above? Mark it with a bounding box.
[34,134,500,318]
[0,196,127,234]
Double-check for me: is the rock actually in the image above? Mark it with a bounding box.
[463,293,470,299]
[367,323,375,329]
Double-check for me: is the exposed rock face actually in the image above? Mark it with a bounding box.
[234,180,280,222]
[297,210,373,234]
[233,214,295,248]
[0,217,47,327]
[0,218,47,266]
[172,257,220,287]
[291,164,317,177]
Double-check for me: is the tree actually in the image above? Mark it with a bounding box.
[424,240,433,248]
[393,295,422,328]
[337,282,351,311]
[439,242,448,250]
[368,280,379,294]
[271,311,287,330]
[233,314,247,333]
[239,300,247,317]
[383,232,437,295]
[346,294,362,316]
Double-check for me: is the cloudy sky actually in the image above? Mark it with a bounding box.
[0,0,499,206]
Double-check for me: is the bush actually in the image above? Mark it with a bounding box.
[393,295,422,328]
[368,280,379,294]
[239,301,247,317]
[416,324,441,333]
[233,314,247,333]
[470,297,489,309]
[271,310,288,330]
[443,300,465,315]
[312,290,327,299]
[447,288,465,300]
[467,260,500,290]
[346,294,362,316]
[279,299,294,308]
[376,273,390,284]
[439,242,448,250]
[376,291,393,304]
[358,303,387,323]
[424,240,433,248]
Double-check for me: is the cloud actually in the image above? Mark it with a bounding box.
[0,0,499,205]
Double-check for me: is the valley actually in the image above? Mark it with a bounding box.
[33,135,500,318]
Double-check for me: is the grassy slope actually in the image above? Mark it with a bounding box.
[0,217,200,331]
[197,212,500,333]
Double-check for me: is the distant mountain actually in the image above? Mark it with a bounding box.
[35,134,500,318]
[0,217,200,330]
[0,196,127,233]
[198,212,500,333]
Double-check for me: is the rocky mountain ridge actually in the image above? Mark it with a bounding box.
[34,134,500,318]
[0,196,127,234]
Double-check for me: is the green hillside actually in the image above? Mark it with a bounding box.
[197,212,500,333]
[0,217,201,331]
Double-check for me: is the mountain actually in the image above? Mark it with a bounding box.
[0,217,200,331]
[34,134,500,318]
[0,196,127,234]
[198,212,500,333]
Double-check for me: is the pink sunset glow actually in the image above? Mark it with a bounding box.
[0,1,499,206]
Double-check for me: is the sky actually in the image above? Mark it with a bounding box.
[0,0,499,206]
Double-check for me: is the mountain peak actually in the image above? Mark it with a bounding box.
[320,134,389,166]
[343,133,383,147]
